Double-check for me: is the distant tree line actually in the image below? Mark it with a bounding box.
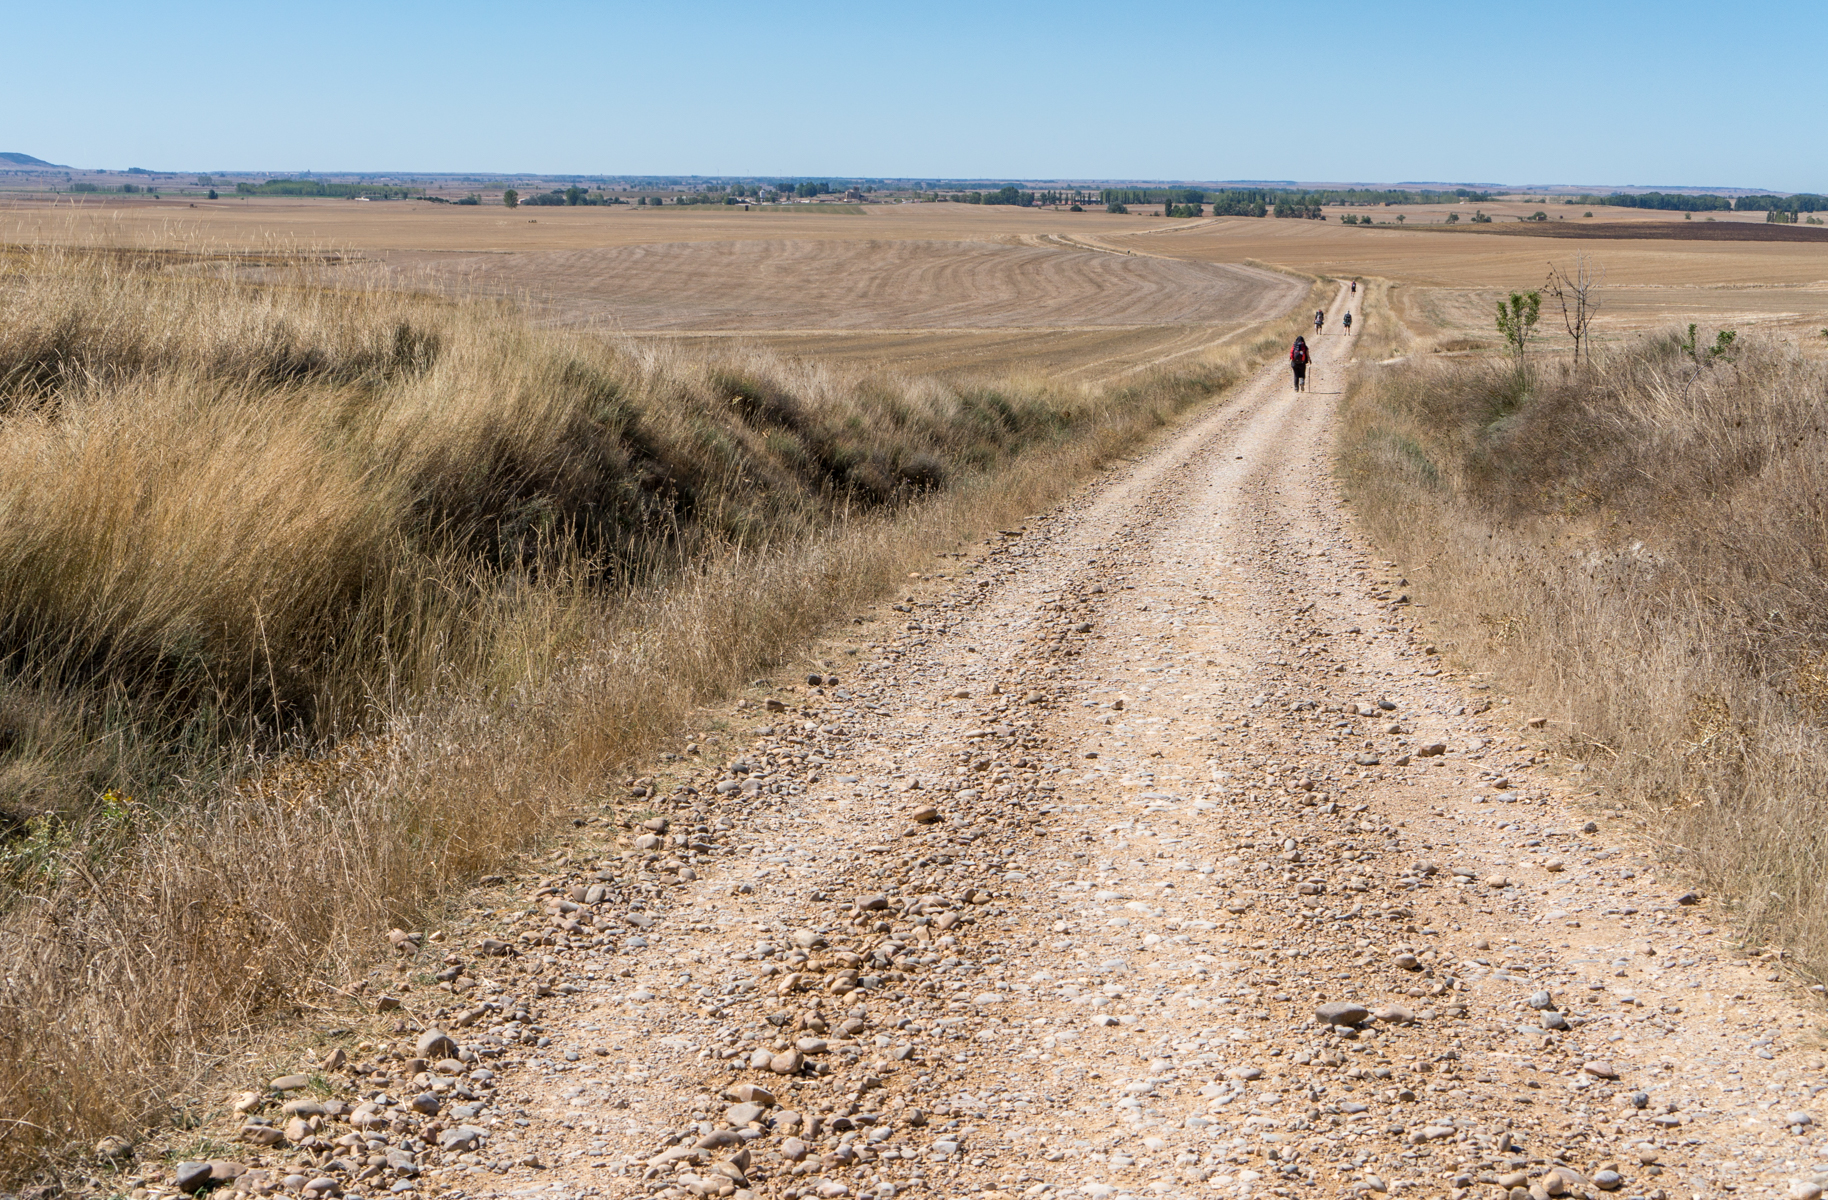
[1094,186,1491,217]
[1099,187,1211,206]
[941,187,1036,205]
[1260,187,1493,207]
[1589,192,1826,213]
[1209,193,1270,217]
[1596,191,1734,212]
[520,187,625,206]
[1732,193,1826,213]
[235,180,422,199]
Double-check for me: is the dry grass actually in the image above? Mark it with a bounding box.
[0,244,1279,1180]
[1338,331,1828,982]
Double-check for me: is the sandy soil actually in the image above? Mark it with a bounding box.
[162,288,1825,1200]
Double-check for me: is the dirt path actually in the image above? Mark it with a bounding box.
[187,285,1827,1200]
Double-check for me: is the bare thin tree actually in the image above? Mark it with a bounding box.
[1544,252,1604,366]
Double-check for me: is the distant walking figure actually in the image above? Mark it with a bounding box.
[1351,280,1358,294]
[1290,336,1311,391]
[1314,309,1325,334]
[1343,311,1353,331]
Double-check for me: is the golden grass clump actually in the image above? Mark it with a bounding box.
[1338,332,1828,982]
[0,244,1261,1178]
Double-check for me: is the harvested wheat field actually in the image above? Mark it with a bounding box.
[9,197,1824,366]
[389,238,1302,380]
[1095,214,1828,347]
[0,202,1308,379]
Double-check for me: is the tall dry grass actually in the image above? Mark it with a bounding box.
[0,244,1285,1178]
[1338,331,1828,986]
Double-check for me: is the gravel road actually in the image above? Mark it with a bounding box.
[177,286,1827,1200]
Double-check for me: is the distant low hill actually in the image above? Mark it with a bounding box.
[0,152,64,168]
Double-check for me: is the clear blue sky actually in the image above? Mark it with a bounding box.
[8,0,1824,192]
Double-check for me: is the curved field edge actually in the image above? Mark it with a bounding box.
[1336,326,1828,994]
[0,246,1319,1182]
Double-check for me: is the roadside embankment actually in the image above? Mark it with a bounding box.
[1339,333,1828,987]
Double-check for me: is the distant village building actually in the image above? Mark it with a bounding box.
[843,188,864,203]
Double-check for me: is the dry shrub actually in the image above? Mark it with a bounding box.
[0,244,1276,1177]
[1338,333,1828,981]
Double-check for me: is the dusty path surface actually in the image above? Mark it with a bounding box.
[186,286,1827,1200]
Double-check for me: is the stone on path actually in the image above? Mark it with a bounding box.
[1317,1001,1369,1026]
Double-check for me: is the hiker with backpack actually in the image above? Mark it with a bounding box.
[1343,311,1352,331]
[1290,336,1311,391]
[1314,309,1325,334]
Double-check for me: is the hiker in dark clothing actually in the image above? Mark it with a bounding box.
[1290,336,1311,391]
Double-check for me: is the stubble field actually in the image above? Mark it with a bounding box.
[10,194,1826,371]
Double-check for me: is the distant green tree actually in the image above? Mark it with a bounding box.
[1496,291,1542,374]
[565,186,585,206]
[503,189,519,208]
